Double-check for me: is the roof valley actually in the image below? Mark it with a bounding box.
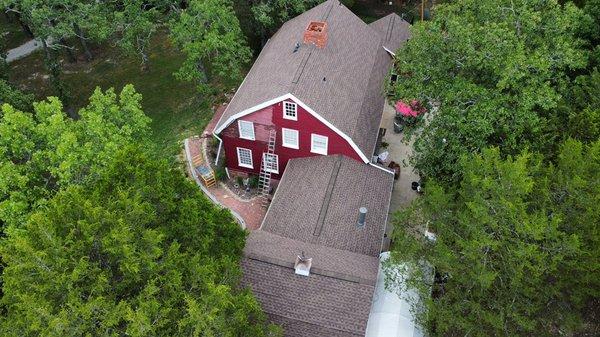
[313,156,343,237]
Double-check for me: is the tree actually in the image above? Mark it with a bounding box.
[0,80,34,112]
[385,141,600,337]
[0,87,281,336]
[0,146,280,336]
[251,0,323,43]
[389,0,588,186]
[114,0,164,71]
[169,0,252,93]
[0,85,150,230]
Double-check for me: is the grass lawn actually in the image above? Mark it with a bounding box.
[1,15,31,52]
[7,32,212,159]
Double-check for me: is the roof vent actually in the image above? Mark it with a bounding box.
[294,251,312,276]
[357,207,367,228]
[303,21,327,48]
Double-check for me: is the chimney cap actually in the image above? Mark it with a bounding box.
[357,207,367,228]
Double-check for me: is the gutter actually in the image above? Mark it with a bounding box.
[212,132,223,166]
[368,162,395,175]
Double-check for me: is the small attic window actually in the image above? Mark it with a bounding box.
[283,101,297,120]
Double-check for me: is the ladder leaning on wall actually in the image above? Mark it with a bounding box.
[258,129,277,206]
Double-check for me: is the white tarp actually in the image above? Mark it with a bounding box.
[365,252,425,337]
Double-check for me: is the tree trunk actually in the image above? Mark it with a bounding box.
[15,13,34,38]
[61,39,77,63]
[3,10,12,23]
[141,52,150,72]
[74,23,93,61]
[42,39,75,118]
[41,38,52,60]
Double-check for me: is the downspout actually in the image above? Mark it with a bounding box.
[212,132,223,166]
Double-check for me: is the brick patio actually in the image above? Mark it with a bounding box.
[183,105,266,231]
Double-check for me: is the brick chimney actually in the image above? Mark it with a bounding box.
[303,21,328,48]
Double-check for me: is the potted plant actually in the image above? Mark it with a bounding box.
[394,100,426,132]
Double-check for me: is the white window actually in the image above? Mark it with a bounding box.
[262,153,279,174]
[311,134,328,155]
[238,120,255,140]
[283,101,297,120]
[282,128,299,149]
[237,147,253,168]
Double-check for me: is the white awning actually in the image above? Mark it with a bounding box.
[365,252,425,337]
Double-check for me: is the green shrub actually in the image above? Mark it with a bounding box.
[215,167,227,181]
[249,175,259,188]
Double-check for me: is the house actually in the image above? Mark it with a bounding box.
[210,1,414,336]
[212,0,410,183]
[242,155,394,336]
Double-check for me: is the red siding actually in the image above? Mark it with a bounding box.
[220,99,363,179]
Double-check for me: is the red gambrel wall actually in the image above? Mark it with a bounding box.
[220,98,363,179]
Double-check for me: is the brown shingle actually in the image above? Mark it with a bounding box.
[244,230,380,285]
[261,155,394,257]
[242,258,375,336]
[369,13,411,53]
[215,0,410,158]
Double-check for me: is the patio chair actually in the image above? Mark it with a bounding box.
[192,154,216,188]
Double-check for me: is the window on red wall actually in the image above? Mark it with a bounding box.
[238,120,255,140]
[263,153,279,174]
[311,134,328,155]
[282,128,299,149]
[283,101,298,121]
[237,147,253,168]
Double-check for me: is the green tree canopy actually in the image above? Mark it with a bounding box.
[0,146,279,336]
[386,140,600,337]
[169,0,252,93]
[251,0,323,38]
[0,87,280,336]
[0,85,150,229]
[0,80,34,112]
[389,0,589,185]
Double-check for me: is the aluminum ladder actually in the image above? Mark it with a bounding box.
[258,129,277,205]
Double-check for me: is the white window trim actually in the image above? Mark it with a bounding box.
[262,153,279,174]
[283,101,298,121]
[236,147,253,169]
[238,120,255,140]
[311,134,328,155]
[281,128,299,149]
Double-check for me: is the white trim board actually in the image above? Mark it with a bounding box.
[214,93,370,163]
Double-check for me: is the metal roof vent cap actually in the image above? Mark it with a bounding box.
[303,21,328,48]
[294,251,312,276]
[357,207,367,229]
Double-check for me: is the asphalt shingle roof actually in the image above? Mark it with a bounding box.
[215,0,410,159]
[242,258,375,336]
[242,155,394,336]
[261,155,394,257]
[369,13,412,53]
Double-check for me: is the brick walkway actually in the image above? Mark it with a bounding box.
[184,112,266,230]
